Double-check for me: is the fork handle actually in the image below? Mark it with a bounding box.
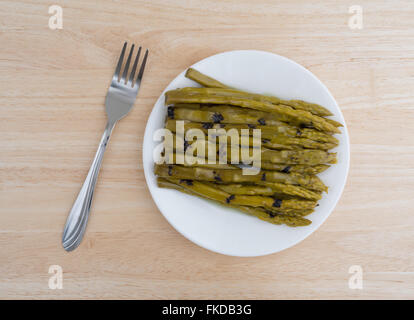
[62,121,116,251]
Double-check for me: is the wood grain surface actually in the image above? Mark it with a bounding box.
[1,0,413,299]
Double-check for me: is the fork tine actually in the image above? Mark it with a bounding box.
[114,42,127,80]
[136,49,149,87]
[121,44,134,83]
[128,46,141,85]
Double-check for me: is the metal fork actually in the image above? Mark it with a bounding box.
[62,42,148,251]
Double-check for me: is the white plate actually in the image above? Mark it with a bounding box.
[143,50,350,257]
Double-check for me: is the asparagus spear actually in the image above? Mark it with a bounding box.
[183,138,336,166]
[166,118,290,139]
[185,68,229,89]
[170,105,289,127]
[166,89,340,133]
[300,128,339,144]
[259,162,330,175]
[263,136,337,151]
[162,177,316,210]
[324,118,343,127]
[215,184,275,196]
[169,105,340,141]
[261,149,337,165]
[184,68,333,117]
[257,181,322,201]
[171,132,336,167]
[165,119,339,145]
[164,153,237,170]
[215,182,321,201]
[154,164,327,192]
[268,207,314,217]
[169,107,340,148]
[173,103,340,146]
[229,205,312,226]
[164,150,329,175]
[178,138,336,166]
[158,178,313,225]
[168,112,336,151]
[289,100,333,117]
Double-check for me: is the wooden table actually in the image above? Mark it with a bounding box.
[1,0,413,299]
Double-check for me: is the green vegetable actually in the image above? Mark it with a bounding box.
[157,178,312,226]
[154,164,327,192]
[215,182,321,201]
[166,88,340,133]
[258,181,322,201]
[230,205,312,226]
[174,131,337,165]
[215,184,275,196]
[168,110,337,151]
[185,68,229,89]
[160,177,316,211]
[154,68,344,228]
[324,118,343,127]
[262,136,337,151]
[259,162,330,175]
[261,149,337,165]
[170,105,290,128]
[162,150,329,175]
[184,68,333,117]
[165,119,339,145]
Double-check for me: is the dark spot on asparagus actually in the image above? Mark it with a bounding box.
[281,166,291,173]
[202,122,213,129]
[261,173,266,181]
[258,118,266,125]
[212,112,224,123]
[167,106,174,119]
[220,123,225,128]
[300,122,314,129]
[248,124,256,129]
[179,179,193,186]
[296,129,302,136]
[262,139,270,144]
[226,195,235,203]
[214,175,222,182]
[167,165,173,176]
[266,210,276,218]
[273,199,282,208]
